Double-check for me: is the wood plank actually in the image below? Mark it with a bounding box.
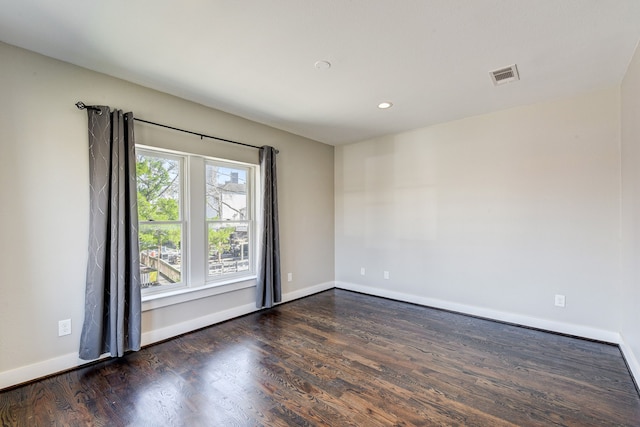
[1,289,639,426]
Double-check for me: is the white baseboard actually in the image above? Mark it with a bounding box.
[619,335,640,390]
[0,352,96,391]
[338,281,638,389]
[336,282,621,343]
[141,302,257,346]
[0,282,335,390]
[5,282,637,393]
[281,281,336,303]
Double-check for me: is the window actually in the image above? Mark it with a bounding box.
[137,151,184,291]
[206,161,253,279]
[136,147,256,296]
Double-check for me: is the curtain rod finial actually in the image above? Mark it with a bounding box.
[76,102,103,115]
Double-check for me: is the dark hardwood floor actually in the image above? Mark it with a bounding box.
[1,289,639,426]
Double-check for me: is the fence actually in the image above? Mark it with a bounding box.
[140,252,181,285]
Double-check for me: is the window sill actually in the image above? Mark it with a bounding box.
[141,276,257,311]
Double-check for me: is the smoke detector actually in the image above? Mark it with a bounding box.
[489,64,520,86]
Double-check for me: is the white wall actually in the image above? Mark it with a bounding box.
[0,42,334,388]
[336,88,622,340]
[620,41,640,383]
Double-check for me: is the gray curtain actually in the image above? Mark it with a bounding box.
[256,146,282,308]
[79,106,142,360]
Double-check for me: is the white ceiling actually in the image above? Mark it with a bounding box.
[1,0,639,146]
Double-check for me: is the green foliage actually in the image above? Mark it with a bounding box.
[136,156,179,221]
[139,228,157,251]
[137,155,181,251]
[139,225,181,252]
[209,226,234,262]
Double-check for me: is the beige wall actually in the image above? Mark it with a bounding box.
[336,88,622,336]
[0,42,334,386]
[620,41,640,380]
[2,37,639,388]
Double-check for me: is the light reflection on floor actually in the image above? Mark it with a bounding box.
[132,339,269,425]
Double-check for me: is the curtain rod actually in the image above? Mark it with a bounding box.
[75,101,268,151]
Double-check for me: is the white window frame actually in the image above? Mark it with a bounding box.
[136,145,258,306]
[136,149,187,296]
[205,159,256,282]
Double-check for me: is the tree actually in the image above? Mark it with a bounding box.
[136,156,179,222]
[136,155,181,262]
[208,226,234,262]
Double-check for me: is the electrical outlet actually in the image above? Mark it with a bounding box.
[58,319,71,336]
[287,272,293,282]
[554,294,566,308]
[360,267,365,276]
[384,271,390,280]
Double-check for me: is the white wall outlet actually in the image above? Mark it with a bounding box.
[554,294,566,308]
[58,319,71,336]
[360,267,365,276]
[287,272,293,282]
[384,271,390,279]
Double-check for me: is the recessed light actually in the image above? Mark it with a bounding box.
[378,102,393,109]
[314,60,331,70]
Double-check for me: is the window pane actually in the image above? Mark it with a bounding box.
[136,153,181,221]
[206,164,247,220]
[139,223,182,288]
[208,222,250,276]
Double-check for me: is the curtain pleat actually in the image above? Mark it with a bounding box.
[79,106,141,360]
[256,146,281,308]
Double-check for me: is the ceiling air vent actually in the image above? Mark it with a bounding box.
[490,64,519,86]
